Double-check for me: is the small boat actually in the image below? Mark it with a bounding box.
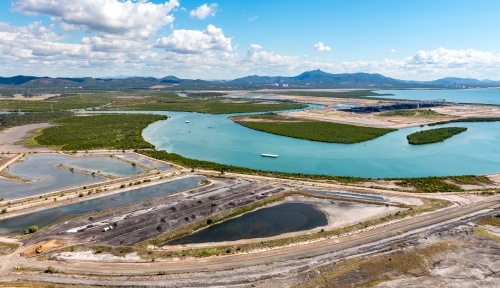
[185,120,190,123]
[261,154,279,158]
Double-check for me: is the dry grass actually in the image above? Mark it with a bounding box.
[0,242,20,255]
[296,241,453,288]
[477,216,500,228]
[474,227,500,242]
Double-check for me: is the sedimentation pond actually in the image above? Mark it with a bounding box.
[0,176,203,234]
[0,153,144,200]
[165,202,328,245]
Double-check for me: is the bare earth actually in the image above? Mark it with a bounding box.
[0,123,54,152]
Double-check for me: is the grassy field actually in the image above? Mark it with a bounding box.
[0,94,113,111]
[378,109,445,117]
[233,114,396,144]
[0,92,306,114]
[407,127,467,145]
[0,111,73,131]
[275,90,393,98]
[35,114,166,150]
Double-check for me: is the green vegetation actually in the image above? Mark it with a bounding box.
[0,94,113,111]
[378,109,444,117]
[428,117,500,126]
[139,149,366,184]
[0,92,306,114]
[407,127,467,145]
[141,149,492,192]
[233,115,396,144]
[276,90,392,98]
[35,114,166,150]
[393,175,492,192]
[0,111,73,130]
[24,225,39,235]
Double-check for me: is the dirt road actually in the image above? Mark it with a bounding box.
[2,195,499,281]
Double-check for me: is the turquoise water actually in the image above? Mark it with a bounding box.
[375,89,500,105]
[0,176,203,234]
[0,154,142,200]
[143,112,500,178]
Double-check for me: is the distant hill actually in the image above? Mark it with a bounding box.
[429,77,500,86]
[231,70,414,87]
[0,70,499,90]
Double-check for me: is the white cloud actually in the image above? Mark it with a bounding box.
[313,42,331,52]
[189,3,218,20]
[13,0,179,40]
[154,24,232,54]
[1,21,500,82]
[81,37,148,52]
[390,49,395,53]
[248,15,258,22]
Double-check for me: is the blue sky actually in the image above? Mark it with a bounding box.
[0,0,499,80]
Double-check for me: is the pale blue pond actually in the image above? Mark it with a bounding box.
[374,89,500,105]
[0,153,142,200]
[0,176,203,234]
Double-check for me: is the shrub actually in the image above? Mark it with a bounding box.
[28,225,39,233]
[78,193,84,197]
[46,266,58,274]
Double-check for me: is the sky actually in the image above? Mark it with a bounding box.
[1,0,500,80]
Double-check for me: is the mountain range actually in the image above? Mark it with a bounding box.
[1,70,500,90]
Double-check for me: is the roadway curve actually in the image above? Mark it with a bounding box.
[2,195,500,278]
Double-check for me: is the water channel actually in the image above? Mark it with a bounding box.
[0,176,204,234]
[165,202,328,245]
[143,112,500,178]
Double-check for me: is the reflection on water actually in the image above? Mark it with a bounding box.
[0,153,142,200]
[114,153,170,171]
[0,176,204,234]
[165,202,327,245]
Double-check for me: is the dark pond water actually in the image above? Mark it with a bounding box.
[0,176,204,234]
[165,202,327,245]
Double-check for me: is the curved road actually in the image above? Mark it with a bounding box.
[2,195,500,277]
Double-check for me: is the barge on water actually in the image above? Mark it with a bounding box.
[261,154,279,158]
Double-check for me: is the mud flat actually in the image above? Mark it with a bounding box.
[0,122,54,152]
